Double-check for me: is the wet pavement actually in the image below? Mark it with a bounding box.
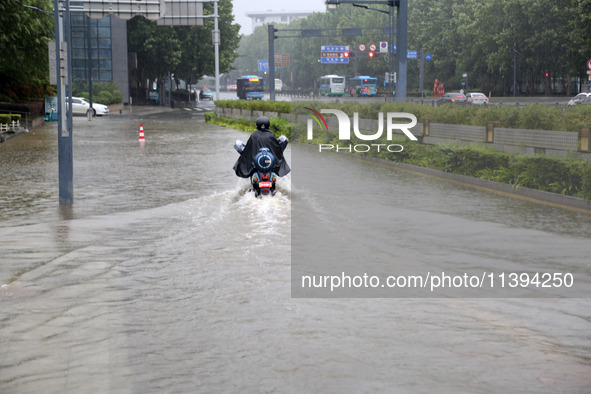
[0,107,590,393]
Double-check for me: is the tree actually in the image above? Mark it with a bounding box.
[0,0,54,101]
[127,0,240,93]
[127,16,181,91]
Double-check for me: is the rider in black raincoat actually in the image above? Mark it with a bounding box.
[233,116,291,178]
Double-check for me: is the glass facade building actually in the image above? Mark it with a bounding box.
[71,14,112,82]
[68,14,129,103]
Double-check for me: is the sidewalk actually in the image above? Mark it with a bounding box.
[108,103,177,116]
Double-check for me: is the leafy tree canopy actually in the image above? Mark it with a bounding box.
[127,0,240,89]
[235,0,591,96]
[0,0,54,101]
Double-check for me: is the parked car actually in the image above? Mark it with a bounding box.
[199,88,214,100]
[437,92,467,105]
[465,92,489,105]
[67,97,109,116]
[567,92,591,107]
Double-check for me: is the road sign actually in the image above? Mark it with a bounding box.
[379,42,388,53]
[321,45,350,64]
[359,44,366,52]
[275,54,290,67]
[587,59,591,71]
[407,50,417,59]
[425,53,432,61]
[369,43,377,52]
[157,0,203,25]
[258,60,269,72]
[83,0,165,20]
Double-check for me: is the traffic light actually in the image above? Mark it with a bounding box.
[368,51,375,58]
[343,51,350,58]
[545,72,549,78]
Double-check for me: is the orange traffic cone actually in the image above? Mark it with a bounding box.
[139,124,145,141]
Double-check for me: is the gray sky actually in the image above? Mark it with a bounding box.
[232,0,327,35]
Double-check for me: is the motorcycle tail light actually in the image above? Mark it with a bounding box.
[261,173,270,180]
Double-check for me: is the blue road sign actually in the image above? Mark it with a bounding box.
[391,45,420,60]
[321,45,350,64]
[425,53,432,61]
[258,60,269,72]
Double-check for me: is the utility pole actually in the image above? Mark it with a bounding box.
[268,24,278,101]
[54,0,74,204]
[325,0,407,100]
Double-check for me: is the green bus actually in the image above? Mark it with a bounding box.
[318,75,346,96]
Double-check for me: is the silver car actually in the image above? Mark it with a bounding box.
[567,92,591,107]
[465,92,489,105]
[68,97,110,116]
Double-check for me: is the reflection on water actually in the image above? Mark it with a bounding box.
[0,113,590,392]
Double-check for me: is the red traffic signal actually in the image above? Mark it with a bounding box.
[545,72,549,78]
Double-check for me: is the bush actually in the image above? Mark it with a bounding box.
[440,145,509,175]
[73,81,123,105]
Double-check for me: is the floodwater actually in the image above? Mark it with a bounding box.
[0,109,590,393]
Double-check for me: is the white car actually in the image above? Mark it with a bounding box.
[68,97,109,116]
[567,92,591,107]
[465,92,489,105]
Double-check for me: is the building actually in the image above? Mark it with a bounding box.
[70,14,129,104]
[246,10,313,32]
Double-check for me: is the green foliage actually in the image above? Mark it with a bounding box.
[440,145,509,175]
[294,100,591,131]
[215,100,291,114]
[236,0,590,96]
[127,0,240,90]
[74,81,123,104]
[0,114,22,125]
[0,0,54,101]
[205,113,291,140]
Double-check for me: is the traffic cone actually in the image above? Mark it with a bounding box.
[139,124,145,141]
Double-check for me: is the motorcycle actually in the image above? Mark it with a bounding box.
[234,135,288,197]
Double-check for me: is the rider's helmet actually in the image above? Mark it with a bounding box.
[256,116,271,131]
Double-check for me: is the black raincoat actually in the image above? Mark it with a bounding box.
[233,129,290,178]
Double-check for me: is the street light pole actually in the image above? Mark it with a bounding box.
[396,0,407,101]
[53,0,74,204]
[213,0,220,100]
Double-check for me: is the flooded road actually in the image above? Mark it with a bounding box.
[1,109,590,393]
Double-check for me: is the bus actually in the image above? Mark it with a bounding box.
[347,76,378,96]
[318,75,346,96]
[236,75,264,100]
